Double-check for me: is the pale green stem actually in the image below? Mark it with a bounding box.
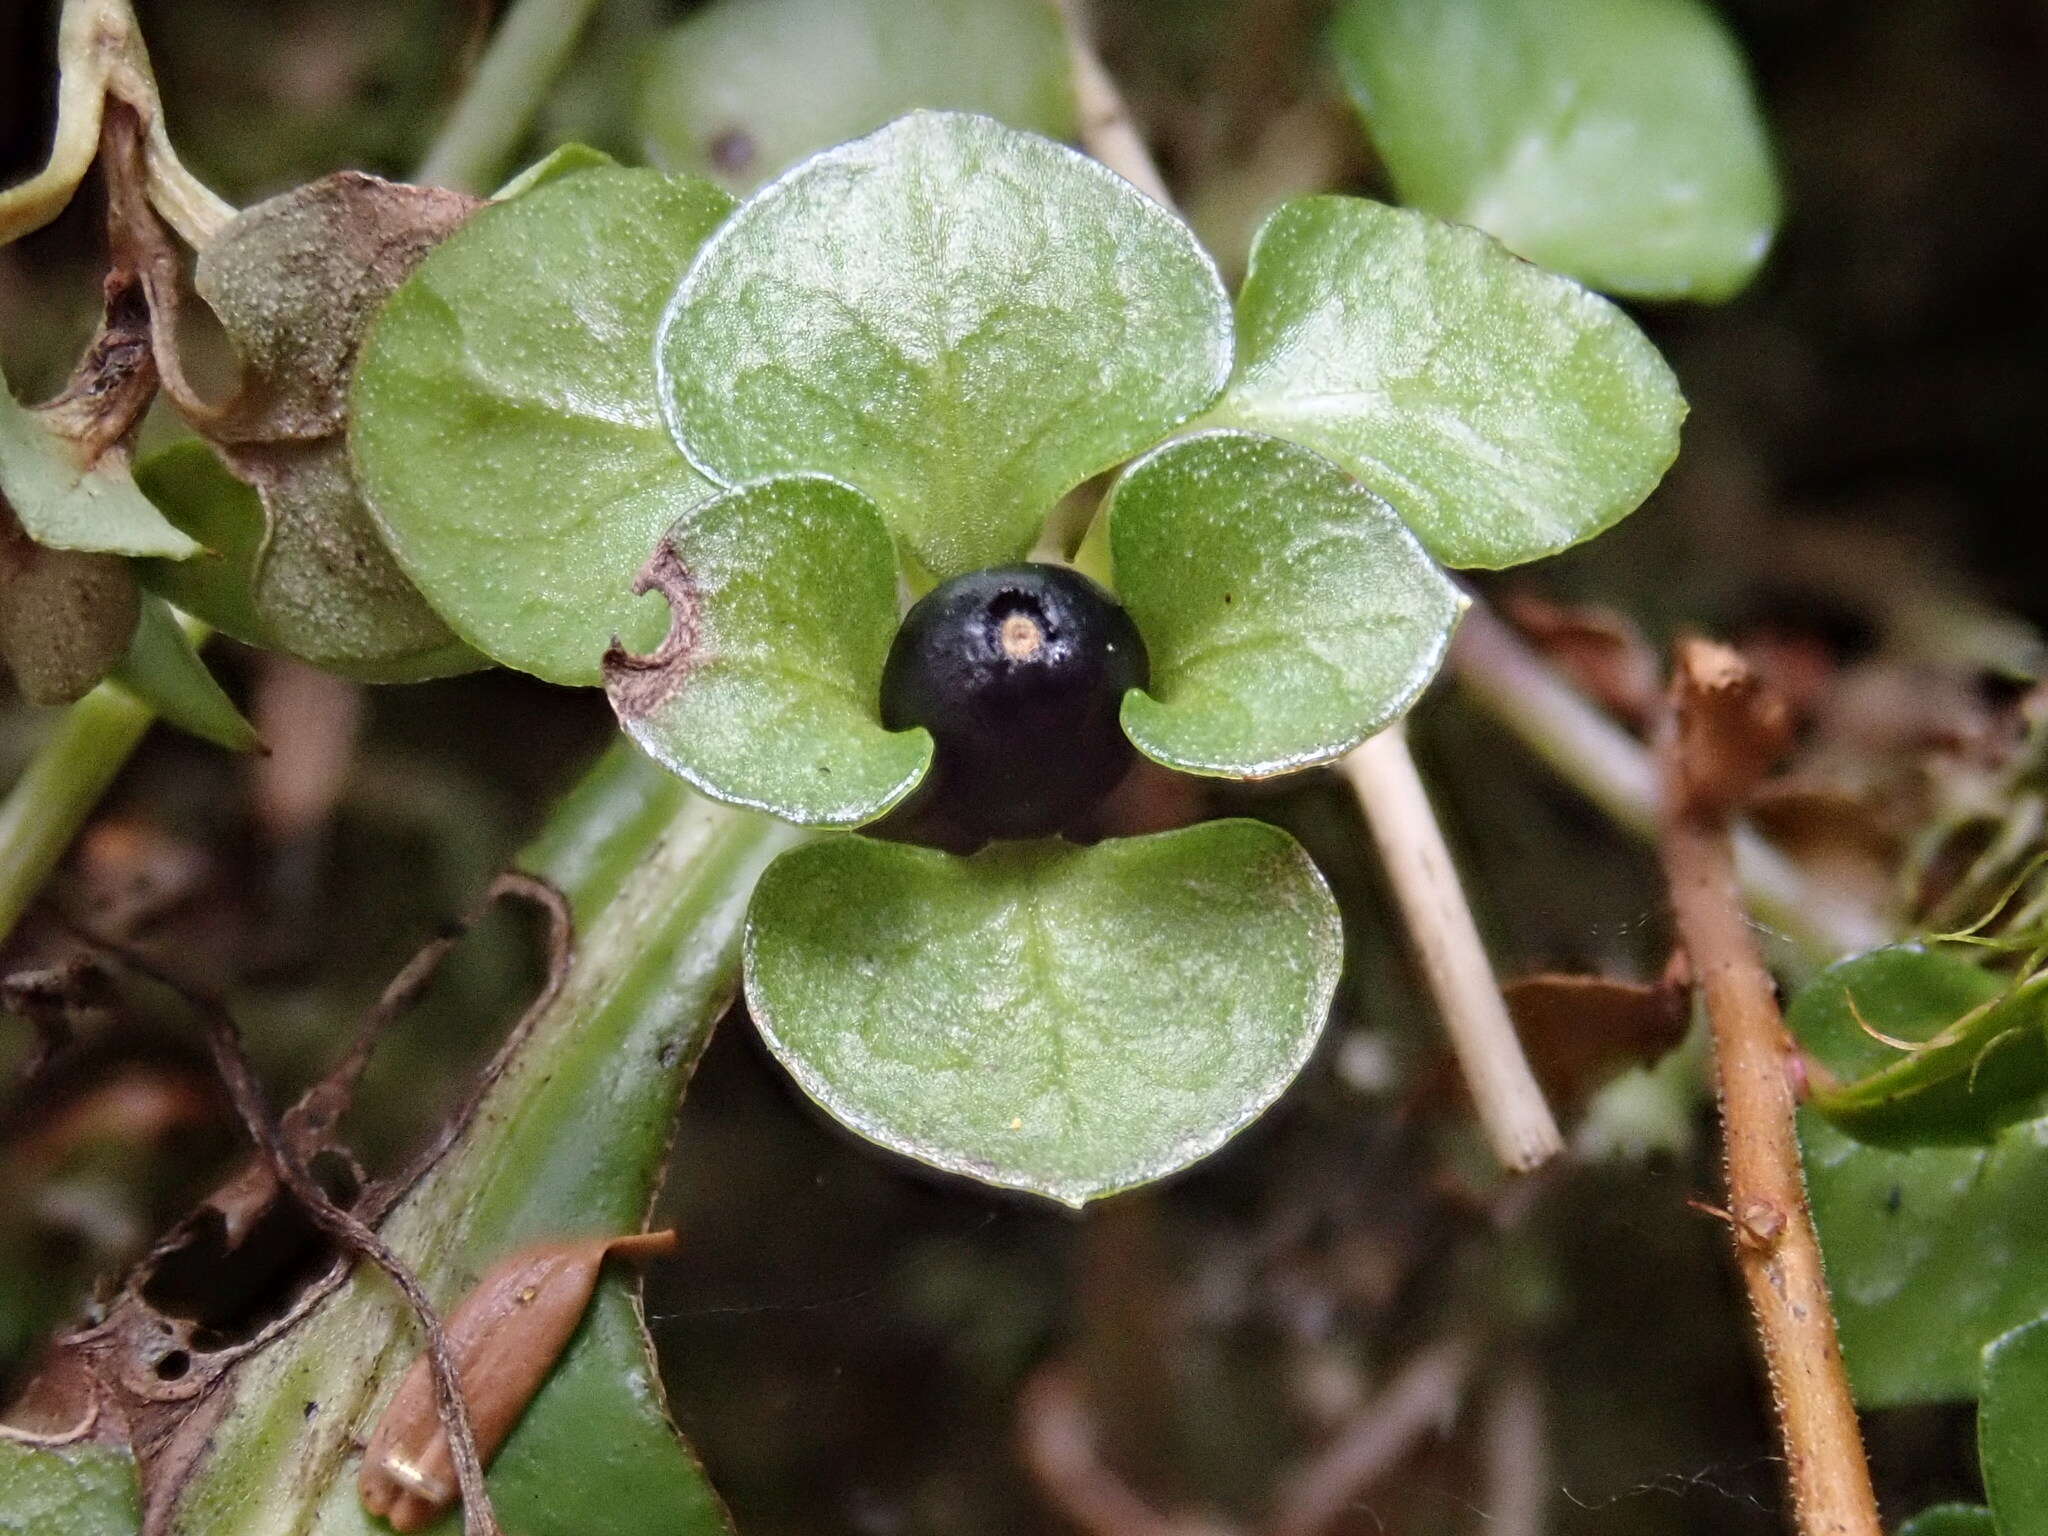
[414,0,608,194]
[0,681,154,944]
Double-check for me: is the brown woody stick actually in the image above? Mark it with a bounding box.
[1656,640,1879,1536]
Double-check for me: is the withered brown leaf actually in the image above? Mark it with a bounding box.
[359,1229,680,1533]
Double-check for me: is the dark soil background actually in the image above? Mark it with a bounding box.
[3,2,2043,1531]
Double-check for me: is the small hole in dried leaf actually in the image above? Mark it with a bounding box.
[139,1188,343,1350]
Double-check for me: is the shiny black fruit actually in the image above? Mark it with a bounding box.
[880,563,1149,842]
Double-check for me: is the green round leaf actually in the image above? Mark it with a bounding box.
[353,166,735,685]
[640,0,1075,195]
[1984,1318,2048,1534]
[660,111,1234,581]
[605,474,933,828]
[135,441,482,684]
[1793,947,2048,1405]
[1331,0,1781,302]
[1209,196,1685,569]
[1106,429,1465,777]
[743,820,1342,1206]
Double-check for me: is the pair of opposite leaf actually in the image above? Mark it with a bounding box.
[321,111,1684,1204]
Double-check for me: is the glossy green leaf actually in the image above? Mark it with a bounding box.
[105,596,261,753]
[605,475,933,827]
[0,366,197,560]
[1899,1509,1996,1536]
[1331,0,1781,302]
[1208,196,1685,569]
[354,166,733,685]
[661,111,1234,581]
[0,1441,140,1536]
[639,0,1075,195]
[1804,950,2048,1149]
[133,442,480,685]
[1984,1318,2048,1535]
[1794,948,2048,1405]
[170,742,801,1534]
[744,820,1342,1207]
[1105,429,1465,776]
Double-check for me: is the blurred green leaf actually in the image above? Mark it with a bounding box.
[1804,950,2048,1148]
[639,0,1075,195]
[354,166,731,685]
[1899,1506,1996,1536]
[105,596,260,753]
[0,1442,140,1536]
[0,367,197,560]
[1983,1317,2048,1535]
[133,443,478,684]
[606,475,933,827]
[1330,0,1780,301]
[1794,948,2048,1405]
[661,111,1233,582]
[1207,197,1684,569]
[743,820,1341,1207]
[1106,429,1464,776]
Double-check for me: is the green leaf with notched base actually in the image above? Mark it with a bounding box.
[1207,197,1684,569]
[1331,0,1780,302]
[353,166,733,685]
[743,821,1342,1206]
[605,475,932,827]
[1105,430,1464,777]
[660,111,1234,582]
[1794,947,2048,1405]
[1984,1318,2048,1535]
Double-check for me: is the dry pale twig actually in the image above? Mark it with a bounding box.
[1265,1336,1472,1536]
[1017,1362,1231,1536]
[1657,639,1880,1536]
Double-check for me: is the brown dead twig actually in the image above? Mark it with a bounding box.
[1656,639,1881,1536]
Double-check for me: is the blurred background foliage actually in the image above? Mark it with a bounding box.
[3,0,2047,1531]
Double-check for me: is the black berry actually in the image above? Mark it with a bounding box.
[880,563,1149,842]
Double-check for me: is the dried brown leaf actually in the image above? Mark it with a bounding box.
[359,1229,680,1533]
[132,166,482,670]
[1502,967,1691,1115]
[1504,591,1660,729]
